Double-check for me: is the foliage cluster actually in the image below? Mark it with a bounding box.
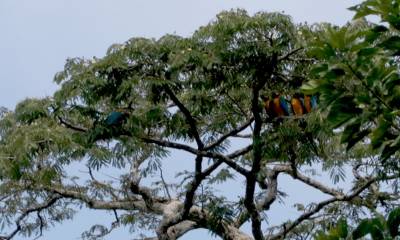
[0,1,400,239]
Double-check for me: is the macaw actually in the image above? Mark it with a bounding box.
[262,96,272,116]
[291,94,305,116]
[87,110,130,143]
[105,111,128,126]
[263,94,291,119]
[311,95,318,109]
[279,95,292,116]
[271,94,291,117]
[303,95,312,113]
[304,95,318,113]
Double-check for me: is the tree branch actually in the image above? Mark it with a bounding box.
[44,185,166,214]
[267,174,399,240]
[273,164,344,198]
[278,47,303,61]
[157,203,252,240]
[156,145,253,237]
[163,85,204,149]
[242,53,277,240]
[57,116,88,132]
[0,196,61,240]
[142,137,250,176]
[182,155,203,218]
[181,144,254,219]
[205,117,254,151]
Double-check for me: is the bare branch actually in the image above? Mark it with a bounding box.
[0,196,61,240]
[157,202,252,240]
[278,47,303,61]
[233,133,252,138]
[273,165,344,198]
[159,166,172,200]
[57,116,88,132]
[205,117,254,151]
[182,155,204,218]
[142,137,250,176]
[267,174,399,240]
[242,55,277,240]
[236,163,347,228]
[164,85,204,149]
[129,181,155,211]
[159,145,254,235]
[45,185,166,214]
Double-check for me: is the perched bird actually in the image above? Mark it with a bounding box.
[269,94,285,118]
[263,94,291,119]
[105,111,127,126]
[311,95,318,109]
[303,95,312,113]
[278,95,291,116]
[264,94,317,122]
[87,109,130,143]
[303,95,318,113]
[291,94,305,116]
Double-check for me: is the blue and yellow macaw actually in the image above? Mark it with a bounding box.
[291,94,305,116]
[278,95,291,116]
[303,95,317,113]
[311,95,318,109]
[264,94,291,118]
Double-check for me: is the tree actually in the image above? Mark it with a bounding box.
[0,8,399,240]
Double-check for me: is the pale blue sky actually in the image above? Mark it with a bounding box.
[1,1,361,239]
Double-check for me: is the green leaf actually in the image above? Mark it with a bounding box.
[364,25,388,43]
[357,47,379,58]
[327,96,362,128]
[386,14,400,31]
[10,162,22,180]
[335,218,349,238]
[341,120,371,150]
[352,6,378,19]
[301,80,320,94]
[371,118,391,149]
[14,98,49,124]
[330,68,346,77]
[316,219,349,240]
[352,218,384,239]
[352,219,372,239]
[387,208,400,237]
[381,142,398,161]
[40,168,57,185]
[341,120,361,144]
[379,36,400,55]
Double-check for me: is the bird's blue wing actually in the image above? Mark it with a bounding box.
[311,96,318,109]
[279,96,291,116]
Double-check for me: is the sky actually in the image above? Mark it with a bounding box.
[0,1,362,239]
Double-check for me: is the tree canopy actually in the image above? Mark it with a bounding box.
[1,2,400,240]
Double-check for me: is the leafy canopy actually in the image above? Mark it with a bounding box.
[0,5,398,240]
[302,0,400,170]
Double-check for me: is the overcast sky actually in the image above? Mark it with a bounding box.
[1,1,362,239]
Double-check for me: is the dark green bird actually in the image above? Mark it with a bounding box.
[105,111,127,126]
[87,110,130,144]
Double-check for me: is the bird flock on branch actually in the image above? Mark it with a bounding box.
[103,94,318,127]
[262,94,317,120]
